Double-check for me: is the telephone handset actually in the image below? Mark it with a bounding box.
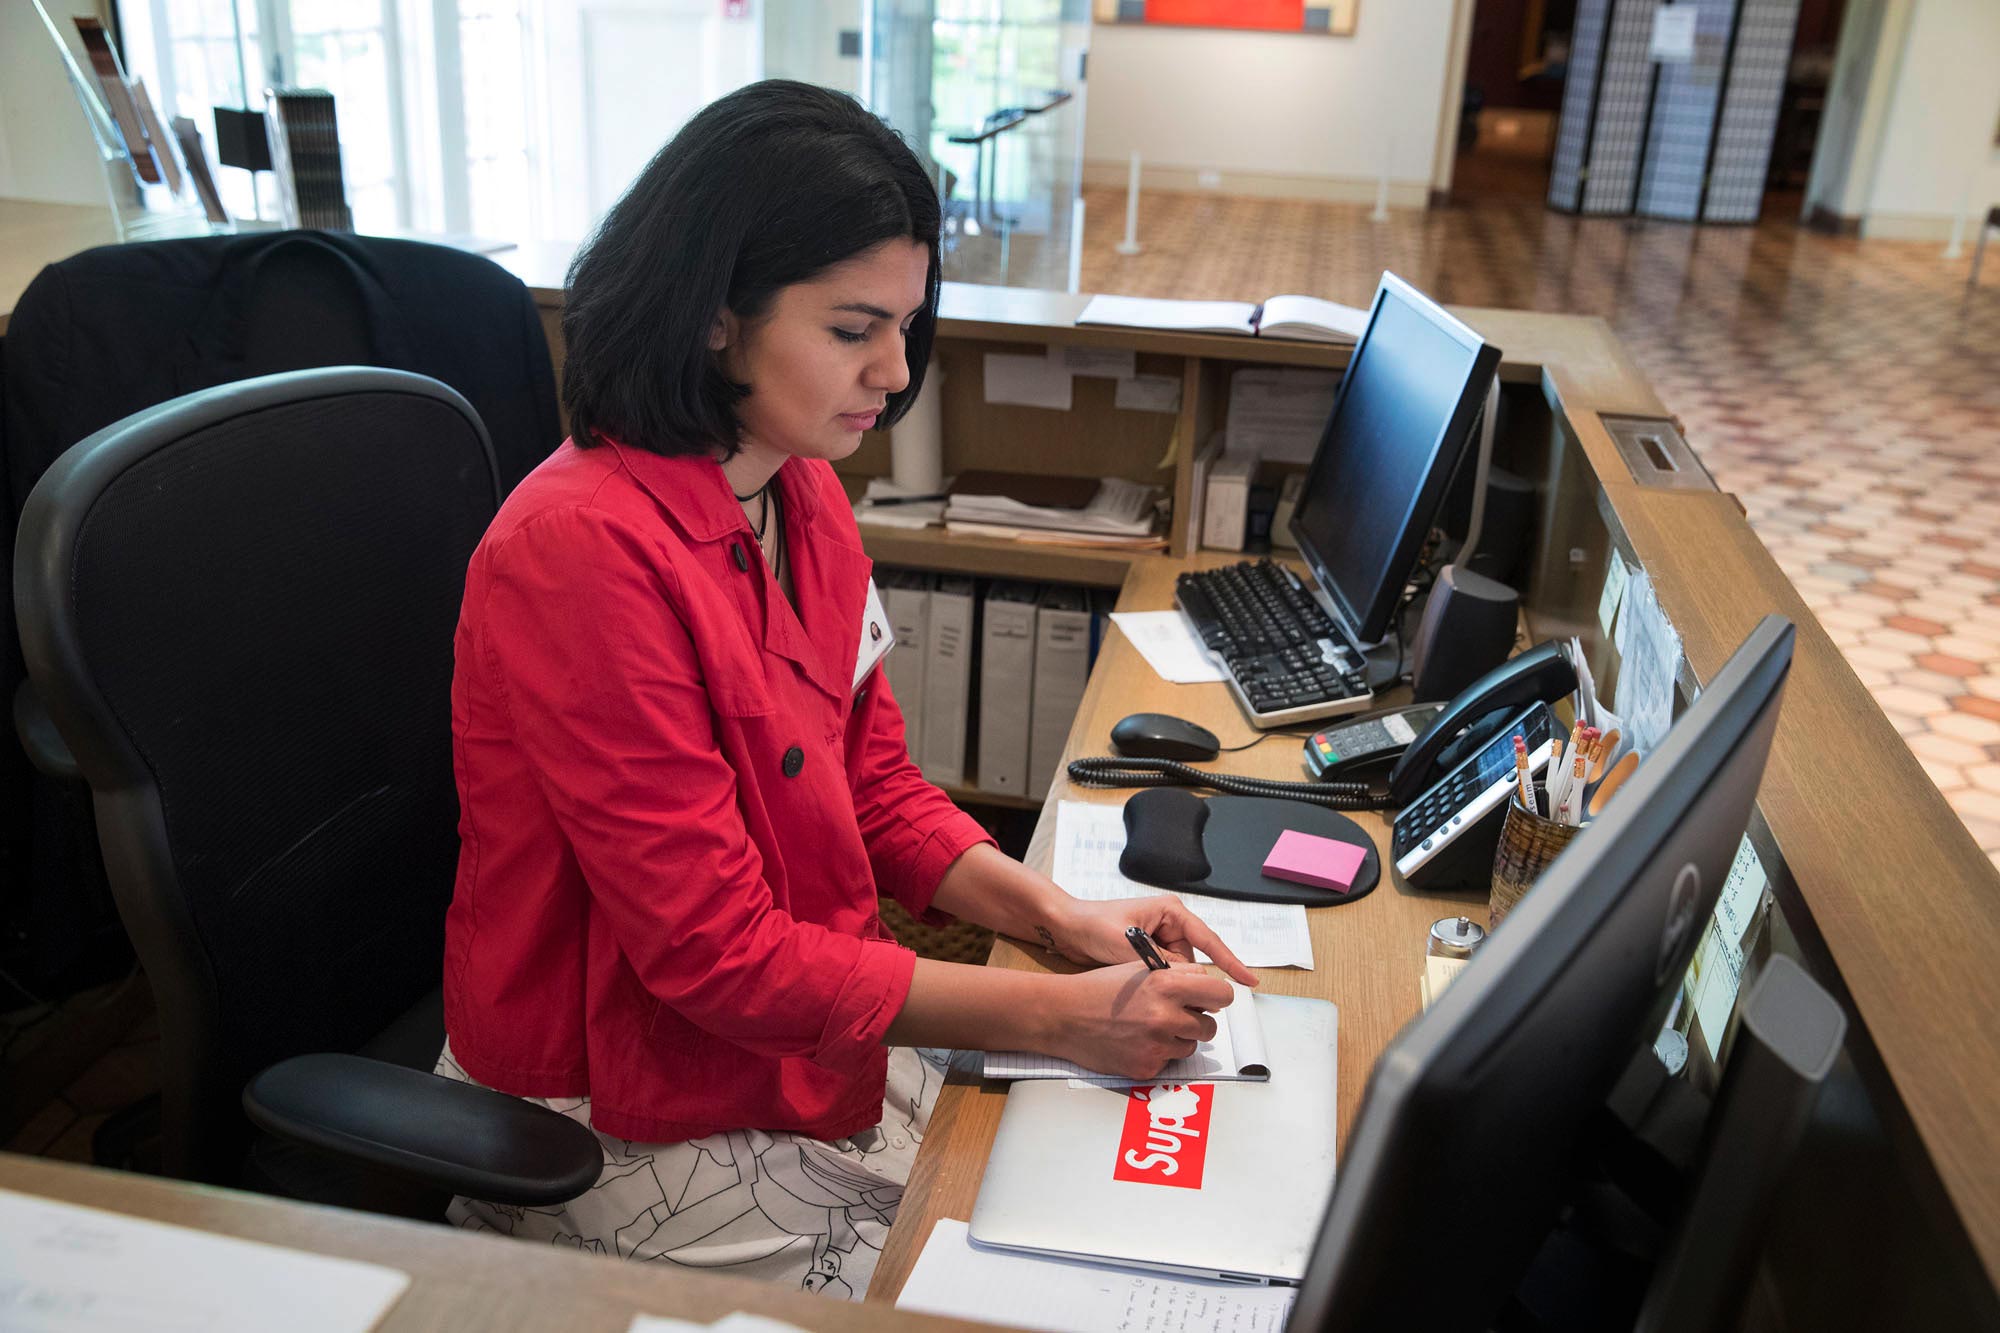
[1381,641,1579,805]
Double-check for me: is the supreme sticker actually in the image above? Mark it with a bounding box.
[1112,1083,1213,1189]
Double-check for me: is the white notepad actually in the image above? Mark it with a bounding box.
[983,981,1268,1084]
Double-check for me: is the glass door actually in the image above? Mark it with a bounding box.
[868,0,1088,291]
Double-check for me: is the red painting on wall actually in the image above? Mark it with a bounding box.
[1093,0,1358,37]
[1146,0,1303,29]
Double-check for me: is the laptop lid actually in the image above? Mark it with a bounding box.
[969,994,1338,1284]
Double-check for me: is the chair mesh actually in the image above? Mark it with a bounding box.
[71,390,494,1091]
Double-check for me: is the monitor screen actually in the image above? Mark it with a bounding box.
[1288,615,1797,1332]
[1288,274,1499,645]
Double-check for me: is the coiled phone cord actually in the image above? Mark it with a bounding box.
[1064,755,1385,810]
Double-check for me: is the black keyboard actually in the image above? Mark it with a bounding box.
[1175,560,1374,727]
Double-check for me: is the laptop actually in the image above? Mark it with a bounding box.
[968,993,1338,1284]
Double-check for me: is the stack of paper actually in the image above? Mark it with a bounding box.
[853,476,946,530]
[944,473,1163,547]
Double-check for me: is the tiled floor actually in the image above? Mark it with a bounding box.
[1042,182,2000,870]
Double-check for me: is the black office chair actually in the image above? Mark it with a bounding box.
[14,367,597,1214]
[3,230,560,1009]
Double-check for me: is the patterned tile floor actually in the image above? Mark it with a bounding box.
[990,185,2000,869]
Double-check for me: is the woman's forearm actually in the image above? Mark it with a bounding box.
[926,842,1078,953]
[884,957,1062,1050]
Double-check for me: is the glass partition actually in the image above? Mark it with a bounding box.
[869,0,1088,291]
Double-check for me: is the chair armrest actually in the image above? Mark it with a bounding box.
[13,682,81,782]
[243,1054,601,1207]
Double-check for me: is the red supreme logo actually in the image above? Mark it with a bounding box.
[1112,1083,1213,1189]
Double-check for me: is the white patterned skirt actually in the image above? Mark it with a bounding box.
[432,1041,955,1301]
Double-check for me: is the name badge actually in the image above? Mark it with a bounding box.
[854,578,894,693]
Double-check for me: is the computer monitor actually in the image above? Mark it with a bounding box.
[1289,273,1501,646]
[1287,614,1797,1333]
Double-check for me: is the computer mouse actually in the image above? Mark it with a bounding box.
[1110,712,1222,762]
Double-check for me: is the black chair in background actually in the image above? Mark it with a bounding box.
[14,368,596,1212]
[2,230,561,1005]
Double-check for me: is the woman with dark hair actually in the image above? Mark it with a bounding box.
[434,81,1251,1296]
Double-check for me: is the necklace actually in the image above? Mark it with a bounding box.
[735,482,771,543]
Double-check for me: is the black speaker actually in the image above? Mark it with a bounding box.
[1409,564,1519,701]
[1443,464,1536,586]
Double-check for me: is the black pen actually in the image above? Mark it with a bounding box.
[865,492,949,506]
[1126,926,1171,971]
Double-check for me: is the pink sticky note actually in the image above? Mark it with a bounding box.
[1263,829,1368,892]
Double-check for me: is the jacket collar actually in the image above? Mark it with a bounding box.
[606,441,859,704]
[605,441,824,544]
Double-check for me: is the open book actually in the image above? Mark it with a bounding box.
[1078,293,1368,344]
[983,982,1270,1084]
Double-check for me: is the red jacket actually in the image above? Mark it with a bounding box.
[441,440,993,1142]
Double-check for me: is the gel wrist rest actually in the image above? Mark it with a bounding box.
[1117,788,1381,906]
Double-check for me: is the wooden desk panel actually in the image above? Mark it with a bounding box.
[0,1154,986,1333]
[868,552,1486,1300]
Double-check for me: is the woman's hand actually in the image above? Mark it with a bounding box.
[1045,961,1239,1080]
[1043,895,1259,988]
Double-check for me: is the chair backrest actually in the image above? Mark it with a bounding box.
[1,231,558,992]
[14,368,500,1182]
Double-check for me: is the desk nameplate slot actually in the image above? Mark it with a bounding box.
[1603,415,1716,492]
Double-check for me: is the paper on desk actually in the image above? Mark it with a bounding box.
[1597,555,1631,636]
[1052,800,1314,969]
[1612,569,1681,755]
[1115,373,1184,413]
[983,352,1073,410]
[986,981,1267,1084]
[1049,343,1137,379]
[1225,366,1341,464]
[1109,610,1228,684]
[1683,836,1770,1062]
[0,1187,410,1333]
[629,1317,811,1333]
[898,1218,1296,1333]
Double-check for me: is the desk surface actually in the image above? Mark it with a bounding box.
[4,202,1994,1286]
[867,551,1485,1299]
[0,1154,983,1332]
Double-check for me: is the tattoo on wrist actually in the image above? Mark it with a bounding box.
[1035,925,1058,952]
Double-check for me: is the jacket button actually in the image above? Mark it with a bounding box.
[782,746,805,778]
[731,543,750,571]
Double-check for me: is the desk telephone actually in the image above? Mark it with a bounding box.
[1067,643,1578,891]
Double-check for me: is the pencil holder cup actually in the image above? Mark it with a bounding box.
[1490,784,1582,929]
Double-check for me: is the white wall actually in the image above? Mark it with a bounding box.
[1860,0,2000,240]
[0,0,111,205]
[1080,7,1462,206]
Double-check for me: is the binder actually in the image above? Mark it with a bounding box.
[921,577,978,787]
[977,583,1041,797]
[878,571,931,762]
[1028,587,1093,801]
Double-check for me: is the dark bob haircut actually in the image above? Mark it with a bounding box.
[562,80,942,457]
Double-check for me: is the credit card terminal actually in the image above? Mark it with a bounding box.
[1303,704,1445,782]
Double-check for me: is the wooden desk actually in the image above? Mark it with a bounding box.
[0,1154,982,1332]
[868,550,1479,1299]
[4,215,1993,1308]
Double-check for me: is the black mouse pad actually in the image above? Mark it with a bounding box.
[1118,788,1381,907]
